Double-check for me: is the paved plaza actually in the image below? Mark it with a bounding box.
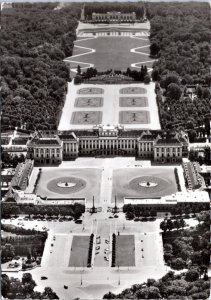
[34,167,102,205]
[3,156,187,299]
[112,166,178,203]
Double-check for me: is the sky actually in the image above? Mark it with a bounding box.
[1,0,208,2]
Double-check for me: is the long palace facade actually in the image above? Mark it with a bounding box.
[27,126,189,165]
[92,11,136,23]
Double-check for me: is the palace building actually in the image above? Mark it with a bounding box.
[92,11,136,23]
[27,127,189,165]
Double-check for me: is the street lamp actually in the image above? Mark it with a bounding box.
[80,271,83,286]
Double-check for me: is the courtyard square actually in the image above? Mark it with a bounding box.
[34,167,102,205]
[112,167,178,203]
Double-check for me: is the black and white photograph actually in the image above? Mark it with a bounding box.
[1,1,210,299]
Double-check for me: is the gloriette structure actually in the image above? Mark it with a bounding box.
[92,11,136,23]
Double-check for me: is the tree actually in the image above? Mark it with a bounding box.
[103,291,116,299]
[148,286,162,299]
[144,74,151,84]
[1,274,10,298]
[150,42,160,56]
[74,75,82,84]
[166,219,174,231]
[179,218,186,228]
[185,269,200,282]
[171,257,186,270]
[160,220,167,232]
[167,83,182,100]
[43,287,59,299]
[152,69,160,81]
[77,65,81,75]
[164,74,180,89]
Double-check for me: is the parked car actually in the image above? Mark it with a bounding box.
[75,219,82,224]
[96,246,100,250]
[41,276,48,280]
[108,216,113,219]
[114,215,119,218]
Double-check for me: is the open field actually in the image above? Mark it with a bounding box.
[34,167,102,204]
[69,235,90,267]
[112,167,178,203]
[58,82,161,130]
[116,235,135,267]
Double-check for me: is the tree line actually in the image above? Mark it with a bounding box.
[2,203,85,220]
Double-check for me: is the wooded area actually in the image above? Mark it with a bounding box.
[1,3,81,130]
[147,2,211,139]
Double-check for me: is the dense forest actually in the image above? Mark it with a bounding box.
[147,2,211,139]
[84,2,145,20]
[103,211,210,299]
[1,3,81,130]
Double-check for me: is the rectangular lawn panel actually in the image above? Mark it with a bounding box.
[116,235,135,267]
[69,235,90,267]
[119,111,150,124]
[71,111,102,125]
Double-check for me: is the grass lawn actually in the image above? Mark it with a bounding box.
[116,234,135,267]
[35,168,102,204]
[70,37,151,71]
[69,235,90,267]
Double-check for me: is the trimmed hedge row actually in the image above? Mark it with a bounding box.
[174,167,181,191]
[87,233,94,267]
[111,233,116,267]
